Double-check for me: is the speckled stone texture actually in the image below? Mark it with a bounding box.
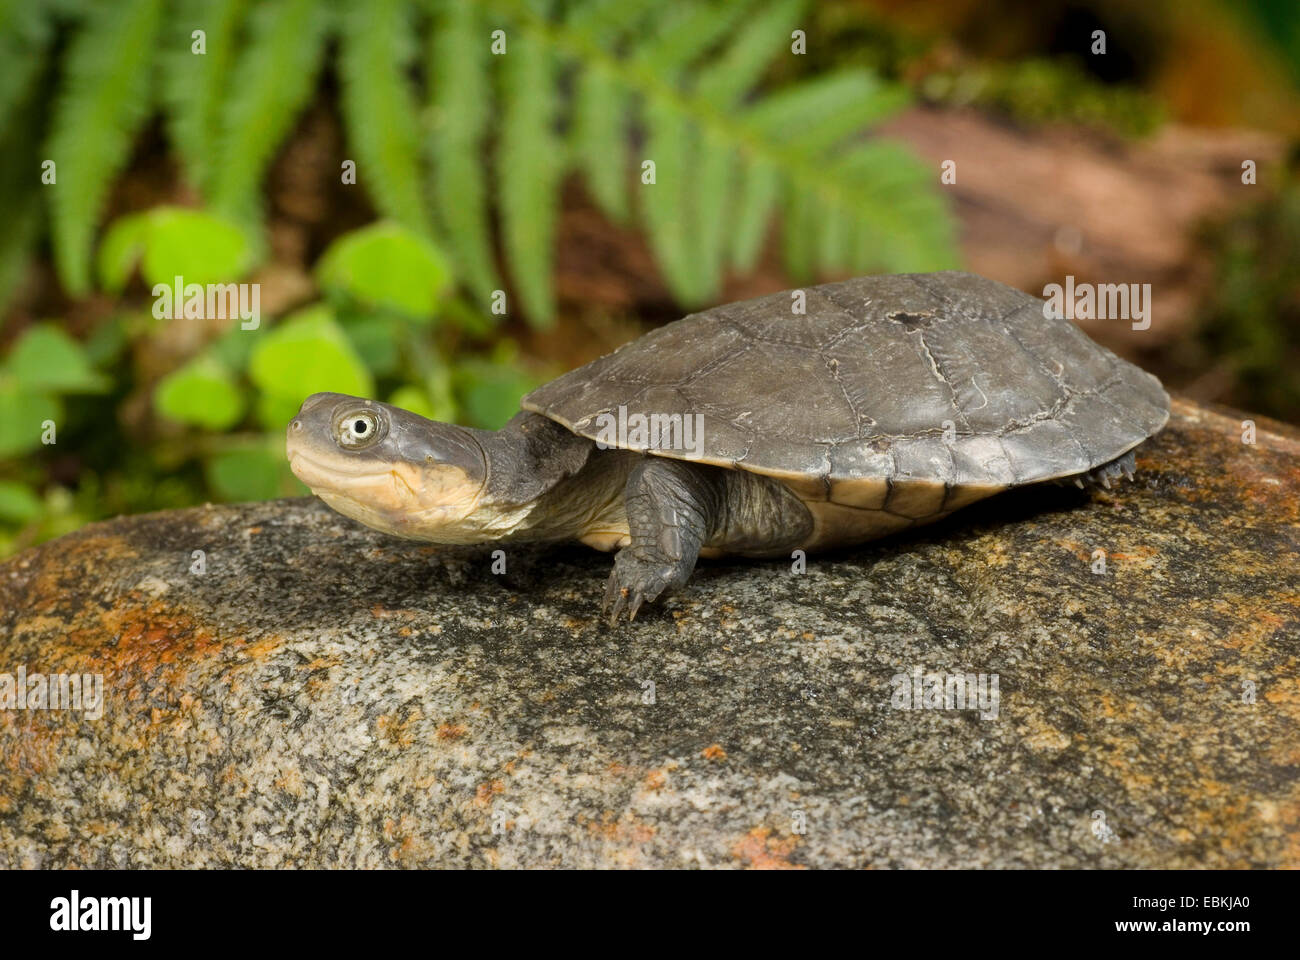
[1,397,1297,868]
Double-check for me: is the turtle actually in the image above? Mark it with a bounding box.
[285,271,1169,624]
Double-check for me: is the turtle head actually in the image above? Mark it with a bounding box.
[286,392,493,543]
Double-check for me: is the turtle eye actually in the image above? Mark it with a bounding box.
[337,410,384,449]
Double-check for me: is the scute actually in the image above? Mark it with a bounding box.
[827,335,955,437]
[697,342,857,443]
[521,272,1170,489]
[920,319,1062,430]
[948,435,1017,486]
[719,286,862,347]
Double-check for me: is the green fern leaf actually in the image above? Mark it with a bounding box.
[339,0,431,236]
[638,99,697,302]
[428,0,499,302]
[161,0,250,193]
[632,0,767,300]
[690,128,734,301]
[563,0,657,44]
[818,204,851,272]
[566,0,665,223]
[730,70,913,274]
[693,0,804,105]
[742,69,909,153]
[497,20,562,328]
[566,0,663,224]
[727,156,779,271]
[831,140,958,272]
[636,0,802,301]
[45,0,164,295]
[634,1,755,78]
[571,61,630,223]
[489,0,958,315]
[210,0,331,229]
[780,181,819,282]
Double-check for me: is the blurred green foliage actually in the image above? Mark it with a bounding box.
[1235,0,1300,88]
[1193,176,1300,418]
[99,206,252,291]
[917,58,1164,138]
[775,2,1166,139]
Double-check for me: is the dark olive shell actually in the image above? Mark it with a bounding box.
[522,272,1169,496]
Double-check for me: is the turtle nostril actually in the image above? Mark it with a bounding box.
[291,419,303,432]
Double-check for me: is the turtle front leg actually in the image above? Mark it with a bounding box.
[603,458,722,624]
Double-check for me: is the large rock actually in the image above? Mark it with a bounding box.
[1,398,1297,868]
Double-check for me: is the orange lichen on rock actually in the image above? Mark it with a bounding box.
[731,827,805,870]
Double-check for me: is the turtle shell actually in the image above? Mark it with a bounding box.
[522,272,1169,530]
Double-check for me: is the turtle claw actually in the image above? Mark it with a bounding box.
[1061,450,1140,492]
[602,580,650,626]
[601,574,624,624]
[601,553,681,625]
[602,576,643,626]
[627,593,646,622]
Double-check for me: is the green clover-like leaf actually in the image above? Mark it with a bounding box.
[154,355,246,430]
[6,324,108,393]
[315,222,452,320]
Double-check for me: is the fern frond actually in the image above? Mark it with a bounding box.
[565,0,662,224]
[210,0,331,229]
[45,0,163,294]
[780,181,819,281]
[740,72,931,278]
[564,0,669,224]
[570,61,630,223]
[693,0,802,105]
[563,0,656,44]
[504,0,957,307]
[634,0,755,79]
[741,70,909,153]
[624,0,794,300]
[727,156,779,271]
[161,0,250,194]
[678,0,799,295]
[833,140,958,273]
[428,0,498,302]
[339,0,431,236]
[818,202,851,272]
[497,20,562,328]
[639,99,696,302]
[689,128,734,301]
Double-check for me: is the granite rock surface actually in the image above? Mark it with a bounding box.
[1,398,1297,868]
